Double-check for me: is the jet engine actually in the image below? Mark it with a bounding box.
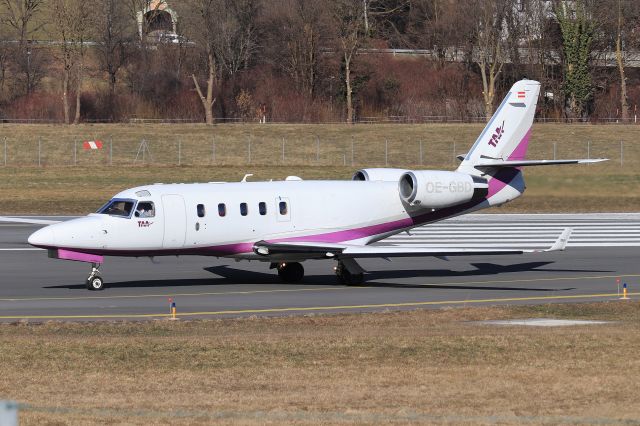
[399,170,488,209]
[352,168,409,182]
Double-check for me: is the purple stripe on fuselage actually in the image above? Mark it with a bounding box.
[57,248,104,263]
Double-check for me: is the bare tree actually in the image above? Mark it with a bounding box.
[472,0,508,120]
[51,0,90,124]
[0,20,11,97]
[181,0,221,125]
[214,0,261,76]
[271,0,326,98]
[406,0,474,65]
[596,0,640,121]
[329,0,367,124]
[614,0,628,120]
[1,0,45,94]
[95,0,133,99]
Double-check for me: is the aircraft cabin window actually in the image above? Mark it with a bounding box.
[197,204,206,218]
[259,202,267,215]
[240,202,248,216]
[97,200,135,218]
[134,202,155,218]
[279,201,288,215]
[218,203,226,217]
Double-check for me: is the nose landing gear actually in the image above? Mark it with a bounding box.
[86,263,104,291]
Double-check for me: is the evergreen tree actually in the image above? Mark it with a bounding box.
[555,0,595,120]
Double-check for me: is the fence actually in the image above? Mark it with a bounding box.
[2,115,640,125]
[0,135,636,168]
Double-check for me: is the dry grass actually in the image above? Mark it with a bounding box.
[1,302,639,425]
[0,123,637,214]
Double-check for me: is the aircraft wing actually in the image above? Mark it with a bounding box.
[253,228,572,260]
[0,216,62,225]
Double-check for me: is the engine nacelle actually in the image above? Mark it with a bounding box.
[399,170,488,209]
[353,168,409,182]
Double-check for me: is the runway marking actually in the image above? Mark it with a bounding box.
[0,291,638,320]
[0,248,43,251]
[1,273,639,303]
[0,286,365,302]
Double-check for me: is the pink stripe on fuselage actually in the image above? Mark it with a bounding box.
[487,128,531,197]
[57,248,104,263]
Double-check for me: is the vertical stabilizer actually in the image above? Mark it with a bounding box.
[458,80,540,175]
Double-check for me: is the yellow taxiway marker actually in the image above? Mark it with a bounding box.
[0,291,637,320]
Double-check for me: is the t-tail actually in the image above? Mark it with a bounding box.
[457,79,606,206]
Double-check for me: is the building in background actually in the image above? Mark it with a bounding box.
[137,0,179,43]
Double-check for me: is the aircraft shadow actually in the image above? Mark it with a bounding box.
[44,261,609,292]
[367,261,609,280]
[363,261,611,290]
[44,267,283,290]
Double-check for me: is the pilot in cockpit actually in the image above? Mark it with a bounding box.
[135,202,155,218]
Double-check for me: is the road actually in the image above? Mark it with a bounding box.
[0,214,638,321]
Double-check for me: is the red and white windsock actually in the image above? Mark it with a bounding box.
[83,140,103,150]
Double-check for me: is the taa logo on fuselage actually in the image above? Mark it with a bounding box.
[138,220,153,228]
[488,121,505,147]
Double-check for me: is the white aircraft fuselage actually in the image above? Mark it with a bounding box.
[28,177,512,258]
[18,79,602,290]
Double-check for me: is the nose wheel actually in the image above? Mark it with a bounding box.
[86,263,105,291]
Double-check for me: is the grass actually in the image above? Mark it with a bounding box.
[1,302,639,425]
[0,123,638,214]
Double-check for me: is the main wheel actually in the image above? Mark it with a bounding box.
[277,262,304,283]
[339,270,364,286]
[86,275,105,291]
[335,263,364,286]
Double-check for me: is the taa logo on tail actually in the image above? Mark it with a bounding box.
[488,121,505,147]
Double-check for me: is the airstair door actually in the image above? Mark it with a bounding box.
[162,194,187,248]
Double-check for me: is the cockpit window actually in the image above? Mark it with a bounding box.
[135,202,155,218]
[97,199,135,218]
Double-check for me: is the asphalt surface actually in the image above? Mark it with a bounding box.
[0,214,639,322]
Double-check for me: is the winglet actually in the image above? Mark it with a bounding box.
[546,228,572,252]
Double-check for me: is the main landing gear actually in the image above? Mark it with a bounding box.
[86,263,105,291]
[274,262,305,283]
[334,261,364,286]
[272,260,366,285]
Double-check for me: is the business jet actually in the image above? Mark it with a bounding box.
[2,79,604,290]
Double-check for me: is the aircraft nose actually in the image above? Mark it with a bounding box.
[28,226,55,247]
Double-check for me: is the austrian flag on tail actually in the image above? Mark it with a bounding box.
[517,91,526,99]
[83,140,103,150]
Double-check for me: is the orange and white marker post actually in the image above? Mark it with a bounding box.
[616,278,621,297]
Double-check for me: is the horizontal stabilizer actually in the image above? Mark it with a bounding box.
[475,158,607,169]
